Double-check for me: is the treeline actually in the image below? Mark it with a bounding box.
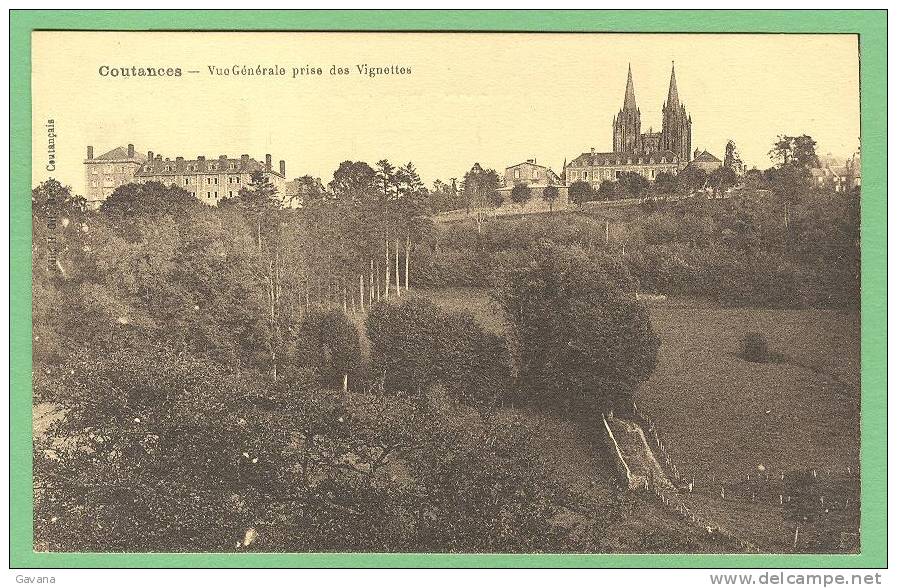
[411,187,859,309]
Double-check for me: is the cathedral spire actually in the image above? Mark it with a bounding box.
[666,61,680,110]
[623,63,637,110]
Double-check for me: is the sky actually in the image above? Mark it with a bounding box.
[32,32,860,194]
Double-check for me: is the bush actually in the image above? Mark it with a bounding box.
[741,331,770,363]
[283,307,365,390]
[366,297,512,404]
[495,243,658,415]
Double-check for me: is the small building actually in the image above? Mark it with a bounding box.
[132,152,288,207]
[688,149,723,173]
[83,144,146,207]
[810,161,860,193]
[497,159,567,205]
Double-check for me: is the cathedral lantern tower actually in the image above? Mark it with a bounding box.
[613,64,642,154]
[660,62,692,163]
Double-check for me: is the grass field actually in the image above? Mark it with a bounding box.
[637,298,860,486]
[418,288,861,488]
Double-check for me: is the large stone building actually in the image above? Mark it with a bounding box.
[84,144,290,208]
[83,144,147,206]
[133,152,288,207]
[565,64,692,187]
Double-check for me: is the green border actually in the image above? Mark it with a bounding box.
[9,9,887,569]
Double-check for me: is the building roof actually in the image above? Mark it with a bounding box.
[92,146,147,162]
[506,160,550,171]
[692,150,722,163]
[134,155,284,178]
[567,150,680,167]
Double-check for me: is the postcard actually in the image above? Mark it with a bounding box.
[12,10,887,572]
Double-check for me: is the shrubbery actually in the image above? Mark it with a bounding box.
[411,190,859,310]
[366,297,512,406]
[495,242,659,415]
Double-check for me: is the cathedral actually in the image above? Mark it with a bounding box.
[565,63,693,187]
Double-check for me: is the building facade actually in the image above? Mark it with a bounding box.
[84,144,290,208]
[498,159,568,203]
[566,148,681,189]
[133,152,288,207]
[83,144,147,206]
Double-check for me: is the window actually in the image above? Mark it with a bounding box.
[210,164,217,171]
[104,165,113,173]
[229,191,234,198]
[532,170,539,180]
[90,180,97,188]
[166,166,172,172]
[207,178,212,185]
[583,171,589,180]
[514,169,520,180]
[91,169,98,175]
[230,163,236,170]
[570,171,577,181]
[184,178,189,185]
[214,178,219,185]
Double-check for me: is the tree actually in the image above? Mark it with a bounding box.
[542,185,560,214]
[769,134,820,170]
[459,163,501,213]
[495,243,659,414]
[653,171,677,196]
[284,307,364,391]
[289,175,326,207]
[32,179,86,218]
[617,171,649,198]
[487,189,504,208]
[708,166,738,194]
[510,184,531,204]
[597,180,622,201]
[101,181,198,218]
[567,180,594,205]
[329,160,378,206]
[366,297,511,406]
[676,166,708,195]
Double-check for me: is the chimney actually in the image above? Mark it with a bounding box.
[279,160,286,176]
[265,154,272,171]
[591,147,596,155]
[87,146,94,160]
[127,143,135,158]
[241,154,250,167]
[148,150,153,161]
